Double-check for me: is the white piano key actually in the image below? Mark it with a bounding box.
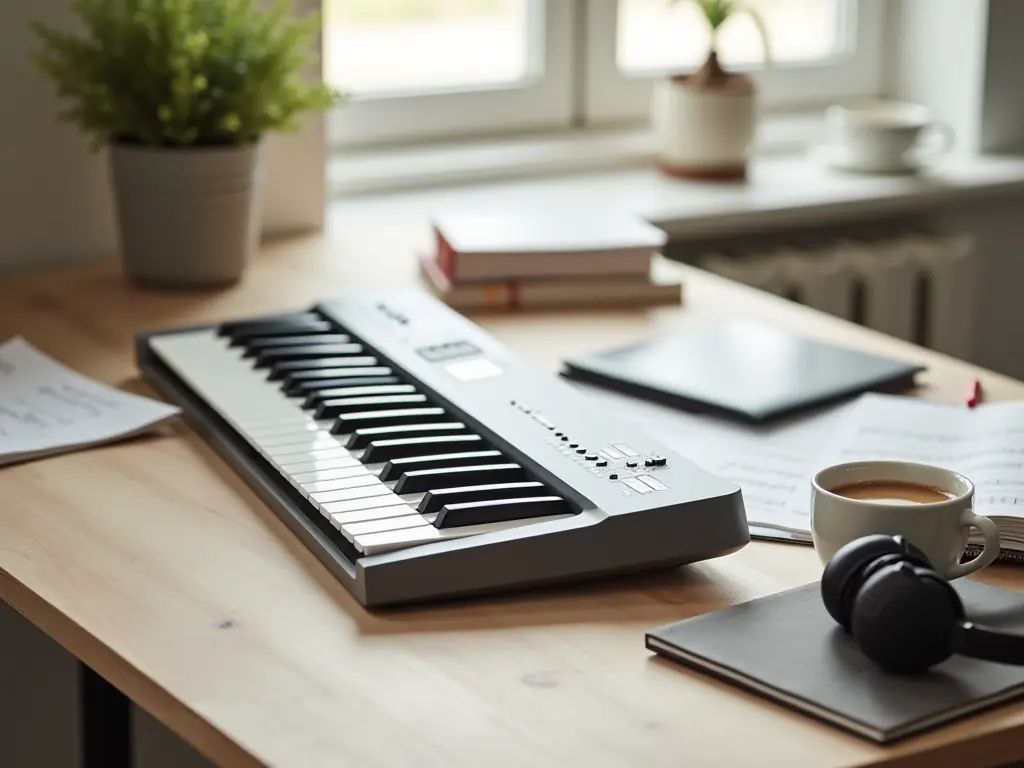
[290,465,375,486]
[273,456,362,475]
[254,430,336,448]
[340,515,429,541]
[273,446,352,464]
[322,493,409,518]
[310,484,392,511]
[302,472,379,495]
[353,514,574,555]
[328,504,418,527]
[246,421,321,438]
[310,476,386,503]
[263,438,347,459]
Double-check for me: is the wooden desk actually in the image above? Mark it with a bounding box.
[4,223,1024,768]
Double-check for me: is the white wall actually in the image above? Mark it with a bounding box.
[0,0,326,271]
[887,0,990,156]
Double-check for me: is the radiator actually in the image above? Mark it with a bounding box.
[698,232,977,359]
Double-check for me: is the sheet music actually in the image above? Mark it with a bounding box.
[783,393,1024,526]
[0,337,180,466]
[570,382,858,537]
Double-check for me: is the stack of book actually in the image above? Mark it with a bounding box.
[418,210,682,311]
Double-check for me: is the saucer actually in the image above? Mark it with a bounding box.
[810,143,921,176]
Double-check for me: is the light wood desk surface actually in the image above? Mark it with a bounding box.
[3,221,1024,768]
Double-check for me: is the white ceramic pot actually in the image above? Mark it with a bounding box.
[109,141,264,288]
[651,76,756,179]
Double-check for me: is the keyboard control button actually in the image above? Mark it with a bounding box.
[626,461,638,468]
[585,454,598,461]
[637,474,669,491]
[609,473,619,480]
[575,448,587,455]
[654,456,667,466]
[622,478,651,494]
[596,460,608,467]
[644,458,655,467]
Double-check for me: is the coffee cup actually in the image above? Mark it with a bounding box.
[822,100,954,173]
[810,460,1000,579]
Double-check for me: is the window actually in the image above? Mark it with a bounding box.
[325,0,884,147]
[325,0,574,146]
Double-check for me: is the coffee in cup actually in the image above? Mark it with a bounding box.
[829,479,953,505]
[810,460,1000,579]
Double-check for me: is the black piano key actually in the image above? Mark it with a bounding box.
[361,434,483,464]
[240,334,352,357]
[433,496,570,528]
[253,343,365,368]
[283,373,398,396]
[218,311,318,335]
[346,422,468,450]
[270,359,380,381]
[314,394,428,419]
[302,384,416,409]
[224,318,332,344]
[331,407,449,435]
[419,481,548,515]
[378,451,503,482]
[393,463,526,494]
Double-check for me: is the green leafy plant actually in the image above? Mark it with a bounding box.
[29,0,345,150]
[673,0,772,66]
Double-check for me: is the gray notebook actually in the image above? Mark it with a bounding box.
[646,580,1024,742]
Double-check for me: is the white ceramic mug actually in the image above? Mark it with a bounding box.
[823,100,955,172]
[810,460,1000,579]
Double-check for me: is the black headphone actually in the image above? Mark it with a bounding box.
[821,534,1024,674]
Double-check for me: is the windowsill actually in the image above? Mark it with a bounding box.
[328,148,1024,244]
[328,112,823,198]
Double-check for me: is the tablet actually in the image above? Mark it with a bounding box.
[561,320,924,423]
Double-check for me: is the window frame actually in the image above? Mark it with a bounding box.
[326,0,576,148]
[581,0,886,125]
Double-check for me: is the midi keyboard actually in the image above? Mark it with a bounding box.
[136,290,748,606]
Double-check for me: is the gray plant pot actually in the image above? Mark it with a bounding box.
[109,141,264,288]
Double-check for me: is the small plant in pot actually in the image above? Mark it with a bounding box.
[30,0,343,288]
[651,0,771,180]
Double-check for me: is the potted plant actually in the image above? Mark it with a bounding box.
[29,0,344,288]
[651,0,771,180]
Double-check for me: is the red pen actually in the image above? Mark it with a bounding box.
[965,378,983,408]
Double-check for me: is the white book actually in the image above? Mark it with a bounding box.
[431,209,666,282]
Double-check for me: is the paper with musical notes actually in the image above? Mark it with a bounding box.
[569,381,860,539]
[784,393,1024,538]
[0,337,180,467]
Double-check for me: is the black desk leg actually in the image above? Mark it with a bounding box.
[79,661,133,768]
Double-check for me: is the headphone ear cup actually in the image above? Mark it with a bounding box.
[821,534,933,631]
[850,562,964,674]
